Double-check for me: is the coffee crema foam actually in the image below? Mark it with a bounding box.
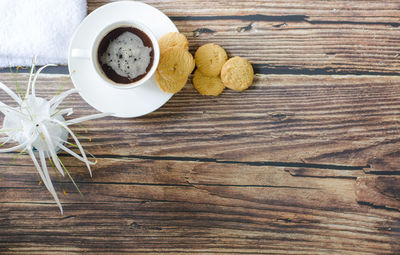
[100,32,152,80]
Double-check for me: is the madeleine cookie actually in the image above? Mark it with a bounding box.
[195,43,228,77]
[221,57,254,91]
[157,47,195,82]
[155,70,188,94]
[159,32,189,55]
[192,70,225,96]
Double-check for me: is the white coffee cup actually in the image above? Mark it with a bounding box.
[70,20,160,89]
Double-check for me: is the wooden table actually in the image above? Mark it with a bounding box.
[1,0,400,254]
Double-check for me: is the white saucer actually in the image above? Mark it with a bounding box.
[68,1,177,118]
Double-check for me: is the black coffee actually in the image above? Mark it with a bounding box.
[97,27,154,84]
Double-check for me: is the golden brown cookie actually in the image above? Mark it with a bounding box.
[158,32,189,55]
[192,70,225,96]
[157,47,195,82]
[221,56,254,91]
[155,70,188,94]
[195,43,228,77]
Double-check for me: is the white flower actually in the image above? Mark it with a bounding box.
[0,58,109,214]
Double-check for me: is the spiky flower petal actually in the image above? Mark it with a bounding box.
[0,60,110,213]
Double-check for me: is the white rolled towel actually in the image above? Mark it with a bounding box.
[0,0,87,67]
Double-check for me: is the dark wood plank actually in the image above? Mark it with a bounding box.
[2,73,399,171]
[356,176,400,211]
[0,155,360,208]
[0,156,399,254]
[87,0,400,75]
[1,201,399,254]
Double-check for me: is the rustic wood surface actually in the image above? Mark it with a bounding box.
[1,0,400,254]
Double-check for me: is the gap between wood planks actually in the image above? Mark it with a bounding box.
[0,151,379,175]
[171,14,400,27]
[66,152,367,171]
[2,64,400,76]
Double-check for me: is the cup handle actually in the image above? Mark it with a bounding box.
[71,48,90,59]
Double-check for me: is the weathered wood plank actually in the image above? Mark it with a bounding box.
[88,0,400,23]
[86,0,400,75]
[285,167,364,179]
[1,73,399,171]
[0,157,399,254]
[0,156,358,209]
[356,176,400,211]
[1,201,399,254]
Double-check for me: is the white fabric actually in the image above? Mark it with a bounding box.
[0,0,87,67]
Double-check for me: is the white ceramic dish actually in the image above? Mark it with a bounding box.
[68,1,177,118]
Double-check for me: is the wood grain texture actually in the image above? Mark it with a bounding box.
[1,0,400,254]
[356,176,400,210]
[0,73,399,253]
[1,73,400,171]
[0,156,399,254]
[88,0,400,75]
